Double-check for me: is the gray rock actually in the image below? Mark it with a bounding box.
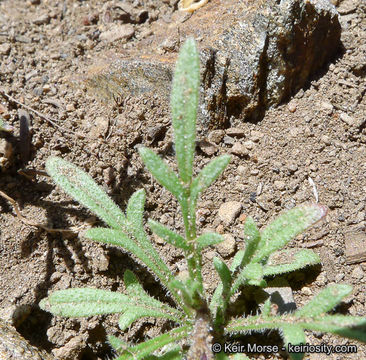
[86,0,341,129]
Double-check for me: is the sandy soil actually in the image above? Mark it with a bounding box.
[0,0,365,359]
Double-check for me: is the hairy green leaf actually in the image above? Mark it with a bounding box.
[39,288,130,317]
[85,228,171,288]
[253,204,327,262]
[242,216,261,266]
[114,326,191,360]
[170,37,200,184]
[118,306,180,331]
[46,156,127,230]
[148,219,188,250]
[126,189,145,230]
[295,284,352,318]
[263,249,321,277]
[196,232,224,250]
[138,147,184,201]
[190,155,231,206]
[281,325,306,360]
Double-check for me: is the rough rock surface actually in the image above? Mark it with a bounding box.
[86,0,341,128]
[0,320,55,360]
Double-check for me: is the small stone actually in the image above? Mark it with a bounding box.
[89,116,109,138]
[99,24,135,43]
[198,139,217,156]
[52,335,86,360]
[351,266,364,280]
[153,233,165,245]
[0,43,11,55]
[204,250,216,260]
[223,136,235,145]
[301,286,312,296]
[94,252,109,272]
[250,130,263,142]
[287,163,298,173]
[321,101,333,111]
[207,130,225,144]
[345,231,366,264]
[237,165,246,176]
[103,167,115,185]
[65,103,75,112]
[274,180,286,191]
[320,135,331,145]
[287,101,297,113]
[33,13,51,25]
[218,201,242,225]
[215,233,236,257]
[230,142,249,156]
[243,140,254,150]
[226,127,246,137]
[215,224,224,234]
[337,0,358,15]
[264,285,296,313]
[42,84,51,93]
[50,271,63,284]
[340,112,354,126]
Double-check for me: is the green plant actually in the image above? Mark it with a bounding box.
[40,39,366,360]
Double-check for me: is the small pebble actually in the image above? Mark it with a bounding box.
[274,180,286,191]
[99,24,135,43]
[218,201,242,226]
[320,135,331,145]
[226,127,246,138]
[207,130,225,144]
[340,112,354,126]
[230,142,249,156]
[0,43,11,55]
[215,233,236,257]
[351,266,364,280]
[287,101,297,113]
[301,286,312,296]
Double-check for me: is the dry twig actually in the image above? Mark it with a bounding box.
[0,189,76,234]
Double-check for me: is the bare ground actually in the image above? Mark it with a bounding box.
[0,0,365,359]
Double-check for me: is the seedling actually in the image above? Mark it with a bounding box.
[40,39,366,359]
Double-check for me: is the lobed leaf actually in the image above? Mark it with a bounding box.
[170,38,200,184]
[118,306,180,331]
[46,156,127,230]
[253,204,327,262]
[263,249,320,277]
[297,315,366,343]
[39,288,130,317]
[114,325,191,360]
[85,228,170,287]
[123,270,185,322]
[295,284,352,318]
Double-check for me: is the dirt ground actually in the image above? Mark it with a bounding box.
[0,0,365,359]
